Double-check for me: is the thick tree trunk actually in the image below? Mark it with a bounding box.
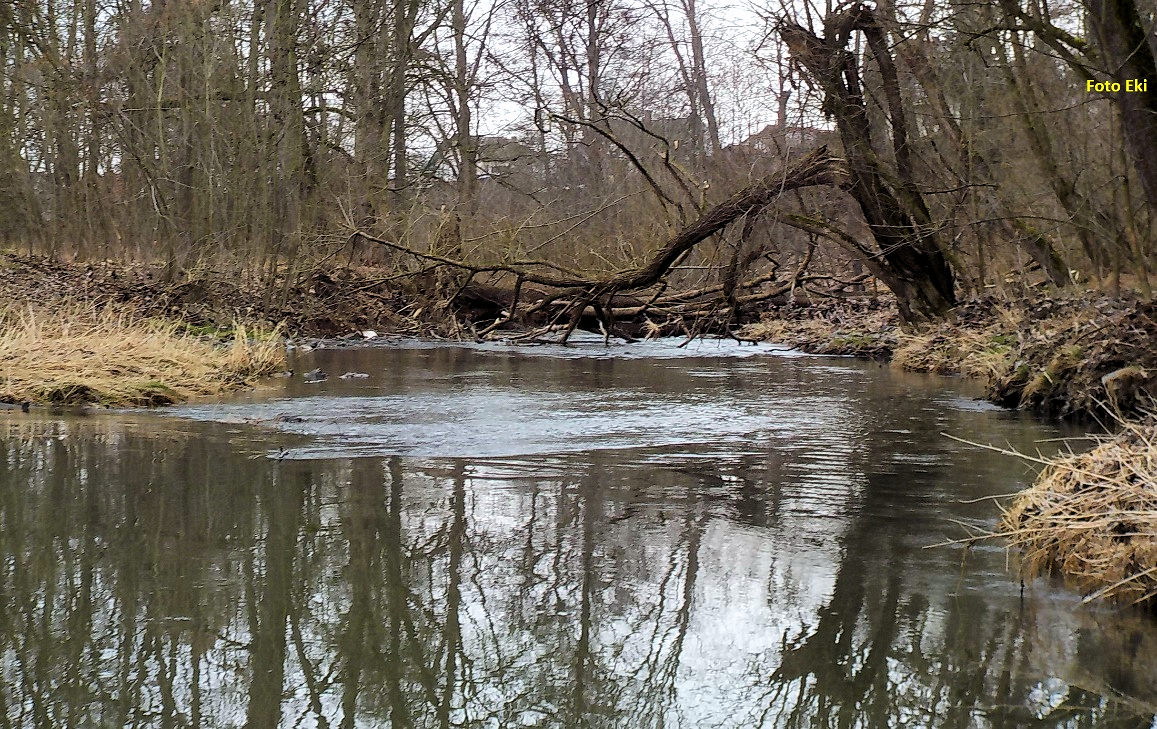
[1086,0,1157,212]
[390,0,419,193]
[780,5,958,322]
[1001,38,1117,276]
[1011,220,1072,288]
[885,1,1071,289]
[1001,0,1157,211]
[353,0,388,224]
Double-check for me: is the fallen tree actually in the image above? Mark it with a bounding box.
[352,126,970,340]
[352,146,851,341]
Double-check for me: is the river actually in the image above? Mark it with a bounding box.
[1,336,1154,727]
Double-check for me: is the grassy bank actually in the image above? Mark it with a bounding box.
[742,294,1156,421]
[0,305,285,407]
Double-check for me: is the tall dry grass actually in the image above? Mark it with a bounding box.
[892,325,1016,379]
[0,304,285,406]
[1001,418,1157,607]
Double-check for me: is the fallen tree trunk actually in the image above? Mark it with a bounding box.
[352,146,848,341]
[353,146,844,292]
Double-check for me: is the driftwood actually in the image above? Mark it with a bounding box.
[352,146,849,341]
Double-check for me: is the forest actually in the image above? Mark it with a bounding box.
[0,0,1153,321]
[2,1,1157,723]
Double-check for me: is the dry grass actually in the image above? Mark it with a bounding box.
[892,326,1015,379]
[0,304,286,406]
[740,319,835,345]
[1000,418,1157,607]
[739,310,897,358]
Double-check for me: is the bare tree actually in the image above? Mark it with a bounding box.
[779,5,957,321]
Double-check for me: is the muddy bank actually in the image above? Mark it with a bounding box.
[735,297,900,358]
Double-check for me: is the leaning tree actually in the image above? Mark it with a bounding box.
[778,4,958,322]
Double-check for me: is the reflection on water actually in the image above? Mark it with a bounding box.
[1,340,1154,728]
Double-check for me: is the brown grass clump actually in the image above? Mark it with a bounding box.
[1000,419,1157,606]
[892,326,1015,379]
[738,299,899,358]
[740,318,897,357]
[891,300,1020,378]
[0,304,285,406]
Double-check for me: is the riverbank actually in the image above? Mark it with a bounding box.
[740,294,1157,421]
[0,304,285,407]
[5,252,1154,415]
[3,253,1154,607]
[740,294,1157,609]
[0,252,418,407]
[0,252,417,339]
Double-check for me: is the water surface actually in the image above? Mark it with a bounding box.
[2,336,1154,727]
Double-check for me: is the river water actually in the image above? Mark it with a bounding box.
[1,336,1154,727]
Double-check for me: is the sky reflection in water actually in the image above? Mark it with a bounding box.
[1,338,1154,727]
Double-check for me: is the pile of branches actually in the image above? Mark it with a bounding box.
[352,147,857,341]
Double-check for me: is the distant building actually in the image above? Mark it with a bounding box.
[606,111,701,163]
[420,134,543,183]
[475,136,540,179]
[742,124,831,153]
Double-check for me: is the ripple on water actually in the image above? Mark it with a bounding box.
[7,337,1149,727]
[167,339,860,460]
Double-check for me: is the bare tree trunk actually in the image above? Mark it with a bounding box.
[999,0,1157,211]
[268,0,308,286]
[583,0,604,181]
[780,6,957,322]
[683,0,720,155]
[452,0,476,216]
[1000,37,1116,278]
[82,0,101,257]
[390,0,418,193]
[353,0,388,225]
[1085,0,1157,212]
[884,0,1071,289]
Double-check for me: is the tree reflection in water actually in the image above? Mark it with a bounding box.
[0,417,1154,728]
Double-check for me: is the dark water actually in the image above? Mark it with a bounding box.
[2,336,1155,728]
